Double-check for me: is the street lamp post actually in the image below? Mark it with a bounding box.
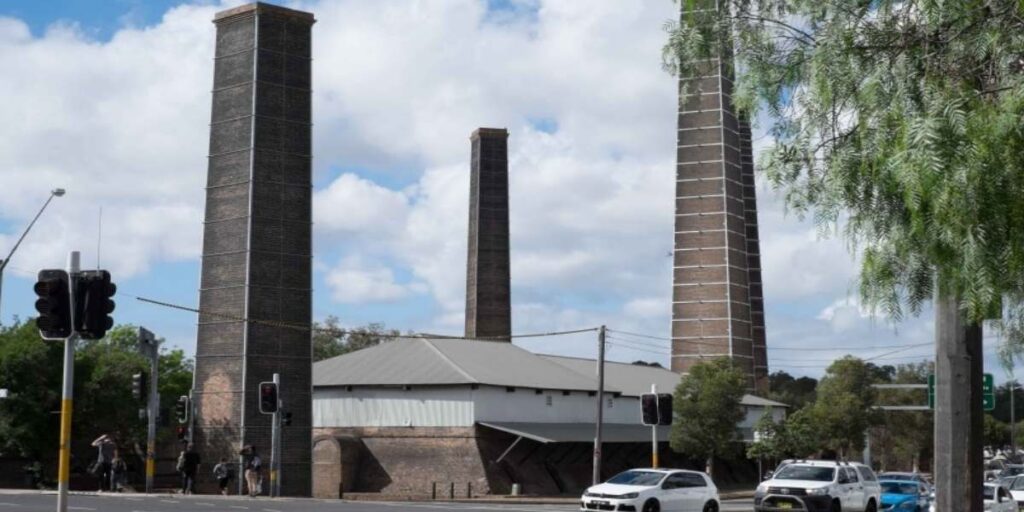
[0,188,66,320]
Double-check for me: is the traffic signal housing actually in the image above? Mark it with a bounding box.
[282,411,293,427]
[33,269,72,339]
[641,394,658,425]
[259,382,278,414]
[656,393,672,426]
[132,372,147,401]
[175,395,190,424]
[76,270,116,340]
[175,426,188,441]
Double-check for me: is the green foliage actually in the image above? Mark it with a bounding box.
[747,408,787,460]
[312,316,399,362]
[807,357,881,455]
[767,371,818,409]
[984,414,1011,447]
[872,362,934,471]
[781,406,824,458]
[669,358,748,470]
[0,321,193,472]
[664,0,1024,350]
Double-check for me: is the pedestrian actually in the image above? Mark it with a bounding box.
[90,434,115,492]
[179,443,201,495]
[213,457,233,495]
[241,445,262,497]
[110,449,127,492]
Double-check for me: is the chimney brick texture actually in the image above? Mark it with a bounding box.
[672,0,767,392]
[465,128,512,341]
[193,2,314,496]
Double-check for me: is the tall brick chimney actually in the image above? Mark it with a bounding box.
[671,2,768,392]
[465,128,512,341]
[193,2,314,496]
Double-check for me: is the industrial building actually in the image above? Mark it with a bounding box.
[310,337,786,497]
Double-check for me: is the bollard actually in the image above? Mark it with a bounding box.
[449,482,455,499]
[339,481,344,500]
[467,482,472,498]
[431,481,437,500]
[511,482,521,496]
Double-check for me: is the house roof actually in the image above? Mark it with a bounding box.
[312,337,788,407]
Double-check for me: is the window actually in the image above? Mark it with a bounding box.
[607,397,614,408]
[588,391,596,397]
[607,471,665,486]
[845,468,859,483]
[562,390,570,396]
[679,473,707,488]
[506,387,515,393]
[662,473,688,489]
[534,389,543,395]
[857,466,877,482]
[545,395,553,407]
[774,465,835,482]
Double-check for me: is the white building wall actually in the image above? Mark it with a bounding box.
[472,387,641,424]
[738,405,786,431]
[313,386,474,427]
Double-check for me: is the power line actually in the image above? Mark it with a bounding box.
[133,294,598,341]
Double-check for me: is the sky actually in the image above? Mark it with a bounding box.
[0,0,1014,382]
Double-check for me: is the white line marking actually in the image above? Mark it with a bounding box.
[263,509,283,512]
[0,504,17,507]
[160,499,180,503]
[69,507,97,511]
[196,503,216,507]
[230,506,249,510]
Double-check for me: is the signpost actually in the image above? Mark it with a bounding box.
[928,373,994,411]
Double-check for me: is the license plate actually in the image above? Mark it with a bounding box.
[777,503,793,510]
[592,500,609,506]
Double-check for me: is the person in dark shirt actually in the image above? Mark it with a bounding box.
[181,444,201,495]
[90,434,116,492]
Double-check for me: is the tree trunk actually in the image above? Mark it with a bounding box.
[934,292,984,512]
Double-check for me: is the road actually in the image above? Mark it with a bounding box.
[0,492,754,512]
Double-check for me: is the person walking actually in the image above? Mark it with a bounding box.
[241,446,262,497]
[110,449,127,493]
[180,444,201,495]
[90,434,115,492]
[212,457,233,496]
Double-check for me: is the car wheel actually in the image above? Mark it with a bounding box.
[865,499,876,512]
[831,499,842,512]
[642,499,660,512]
[703,501,718,512]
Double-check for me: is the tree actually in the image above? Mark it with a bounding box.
[747,408,786,462]
[767,371,818,409]
[0,320,64,460]
[669,358,747,476]
[312,316,399,362]
[664,3,1024,509]
[809,357,879,456]
[984,414,1011,448]
[781,406,823,458]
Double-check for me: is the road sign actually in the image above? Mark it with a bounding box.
[929,373,994,411]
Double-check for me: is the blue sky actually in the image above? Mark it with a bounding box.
[0,0,1012,382]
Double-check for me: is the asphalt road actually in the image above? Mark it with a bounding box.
[0,492,754,512]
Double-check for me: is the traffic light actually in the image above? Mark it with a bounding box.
[641,394,658,425]
[657,393,672,426]
[282,411,293,427]
[175,426,188,440]
[76,270,116,340]
[259,382,278,414]
[132,372,147,401]
[33,269,72,339]
[175,395,190,424]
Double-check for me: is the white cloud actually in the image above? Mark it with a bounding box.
[314,173,410,236]
[325,256,419,304]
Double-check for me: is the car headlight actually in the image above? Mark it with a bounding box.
[756,483,768,493]
[806,487,829,496]
[620,492,639,499]
[583,491,598,497]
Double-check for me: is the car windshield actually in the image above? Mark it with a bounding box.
[1003,467,1024,476]
[606,470,664,486]
[774,465,835,482]
[880,482,919,495]
[1011,477,1024,491]
[879,473,914,481]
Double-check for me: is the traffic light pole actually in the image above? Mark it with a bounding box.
[651,383,658,469]
[56,251,79,512]
[269,373,280,497]
[592,326,605,486]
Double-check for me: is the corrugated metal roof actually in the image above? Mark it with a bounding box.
[313,337,598,391]
[479,421,671,443]
[312,338,788,407]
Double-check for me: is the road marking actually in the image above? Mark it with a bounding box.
[196,503,216,507]
[69,507,97,511]
[263,509,283,512]
[230,506,249,510]
[160,499,180,503]
[0,504,17,507]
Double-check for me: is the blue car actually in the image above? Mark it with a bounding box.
[879,480,931,511]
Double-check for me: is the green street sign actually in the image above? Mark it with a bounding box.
[928,373,994,411]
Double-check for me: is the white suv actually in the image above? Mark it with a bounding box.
[755,460,881,512]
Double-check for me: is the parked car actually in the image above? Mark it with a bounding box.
[878,479,930,511]
[927,483,1016,512]
[754,460,882,512]
[999,464,1024,482]
[1004,475,1024,507]
[580,468,720,512]
[877,472,933,491]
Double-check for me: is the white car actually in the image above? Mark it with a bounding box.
[927,483,1015,512]
[581,468,721,512]
[755,460,881,512]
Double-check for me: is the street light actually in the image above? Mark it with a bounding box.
[0,188,66,321]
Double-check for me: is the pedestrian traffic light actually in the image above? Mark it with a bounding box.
[641,394,658,425]
[282,411,293,427]
[76,270,116,340]
[176,426,188,440]
[33,269,72,339]
[132,372,147,401]
[259,382,278,414]
[175,395,190,424]
[657,393,672,426]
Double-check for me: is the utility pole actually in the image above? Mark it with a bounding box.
[138,327,160,494]
[651,383,658,469]
[56,251,79,512]
[592,325,606,485]
[270,373,281,497]
[1012,378,1017,460]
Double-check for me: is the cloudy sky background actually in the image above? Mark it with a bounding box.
[0,0,1012,380]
